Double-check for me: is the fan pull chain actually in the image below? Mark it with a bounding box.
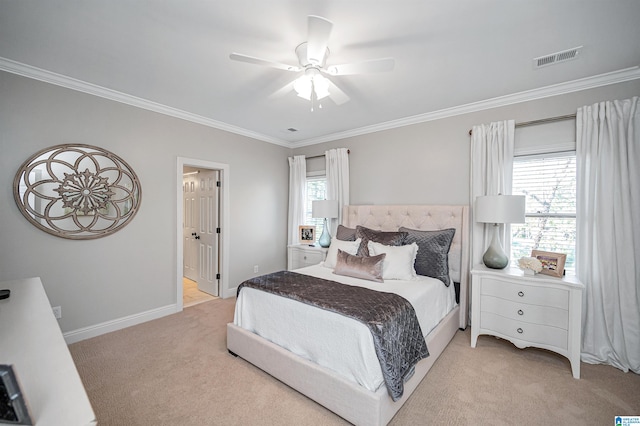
[308,77,323,112]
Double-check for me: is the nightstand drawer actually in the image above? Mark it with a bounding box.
[481,278,568,310]
[481,311,568,350]
[480,295,568,329]
[288,245,328,270]
[292,249,324,266]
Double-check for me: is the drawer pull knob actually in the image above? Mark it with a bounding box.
[517,309,524,316]
[517,328,524,334]
[518,291,525,297]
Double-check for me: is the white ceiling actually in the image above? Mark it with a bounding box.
[1,1,639,147]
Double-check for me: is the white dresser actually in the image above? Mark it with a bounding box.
[287,244,328,270]
[470,264,584,378]
[0,277,97,425]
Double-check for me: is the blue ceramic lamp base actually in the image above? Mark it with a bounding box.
[318,218,332,248]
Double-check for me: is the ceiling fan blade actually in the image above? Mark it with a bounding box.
[229,53,300,72]
[268,81,296,100]
[306,15,333,65]
[327,58,395,76]
[327,80,350,105]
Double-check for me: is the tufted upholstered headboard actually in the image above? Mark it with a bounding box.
[343,205,470,328]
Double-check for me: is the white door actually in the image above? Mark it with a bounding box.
[182,175,198,282]
[195,170,220,296]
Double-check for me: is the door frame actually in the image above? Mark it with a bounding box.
[176,157,230,312]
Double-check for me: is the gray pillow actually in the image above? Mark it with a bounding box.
[399,227,455,287]
[336,225,357,241]
[333,249,386,283]
[355,226,407,256]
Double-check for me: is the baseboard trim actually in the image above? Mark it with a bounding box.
[63,304,177,344]
[223,286,238,299]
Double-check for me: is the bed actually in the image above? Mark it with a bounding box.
[227,205,469,425]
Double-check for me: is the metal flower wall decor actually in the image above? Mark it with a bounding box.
[13,144,142,240]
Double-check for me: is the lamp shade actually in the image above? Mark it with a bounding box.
[312,200,339,219]
[475,195,526,224]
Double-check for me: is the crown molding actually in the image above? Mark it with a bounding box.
[2,57,638,149]
[0,57,290,147]
[291,65,640,147]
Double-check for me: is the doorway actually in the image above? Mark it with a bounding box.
[183,167,220,297]
[176,158,230,312]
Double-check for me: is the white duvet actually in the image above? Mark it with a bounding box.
[233,263,456,392]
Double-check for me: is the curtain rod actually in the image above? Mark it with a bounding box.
[305,149,350,160]
[468,114,576,136]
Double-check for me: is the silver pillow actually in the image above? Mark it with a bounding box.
[333,249,386,283]
[355,226,407,256]
[336,225,357,241]
[399,227,455,286]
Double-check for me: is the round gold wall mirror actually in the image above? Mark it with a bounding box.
[13,144,142,240]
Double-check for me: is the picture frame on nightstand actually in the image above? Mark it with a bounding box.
[298,226,315,244]
[531,250,566,277]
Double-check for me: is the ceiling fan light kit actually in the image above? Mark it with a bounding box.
[293,69,330,101]
[229,15,395,110]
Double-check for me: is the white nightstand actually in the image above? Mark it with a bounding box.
[470,264,584,378]
[287,244,328,270]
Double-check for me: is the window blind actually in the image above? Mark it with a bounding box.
[511,152,576,269]
[305,177,327,243]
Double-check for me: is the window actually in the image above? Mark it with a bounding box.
[305,175,326,243]
[510,152,576,270]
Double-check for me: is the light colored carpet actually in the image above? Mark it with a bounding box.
[69,298,640,425]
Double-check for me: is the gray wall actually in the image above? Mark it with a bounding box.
[295,79,640,206]
[2,69,638,338]
[0,71,290,333]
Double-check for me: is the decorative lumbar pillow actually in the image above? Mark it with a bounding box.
[355,226,407,256]
[368,241,419,281]
[399,227,456,286]
[336,225,357,241]
[323,238,362,269]
[333,249,386,283]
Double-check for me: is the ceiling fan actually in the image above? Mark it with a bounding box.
[229,15,395,110]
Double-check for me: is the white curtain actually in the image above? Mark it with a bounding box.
[470,120,516,267]
[288,155,306,245]
[576,96,640,373]
[325,148,350,234]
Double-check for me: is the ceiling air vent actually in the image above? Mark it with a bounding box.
[533,46,582,69]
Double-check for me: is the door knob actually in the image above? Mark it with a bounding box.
[191,232,196,236]
[195,235,200,239]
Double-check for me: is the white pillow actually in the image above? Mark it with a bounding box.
[323,238,362,269]
[367,241,419,280]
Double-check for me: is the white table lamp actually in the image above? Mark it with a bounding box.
[312,200,339,248]
[475,195,526,269]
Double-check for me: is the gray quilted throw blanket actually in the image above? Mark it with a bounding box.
[238,270,429,401]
